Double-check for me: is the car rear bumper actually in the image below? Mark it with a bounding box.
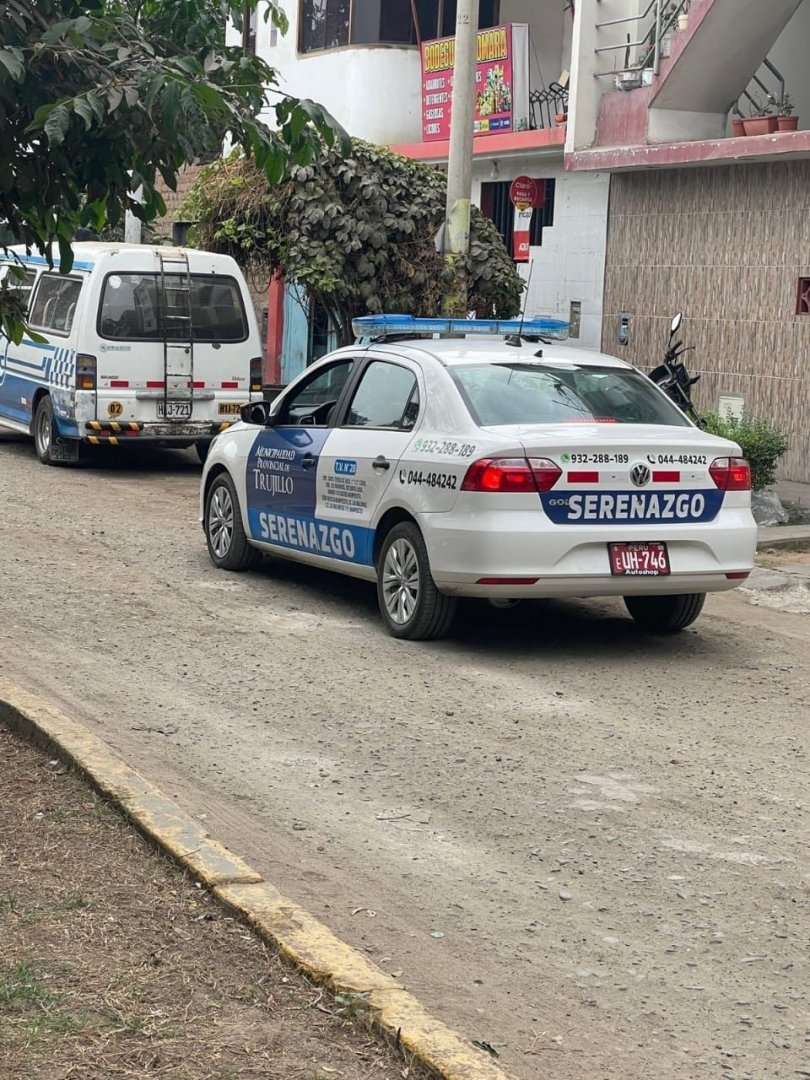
[419,506,757,598]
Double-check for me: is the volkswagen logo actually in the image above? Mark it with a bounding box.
[630,463,651,487]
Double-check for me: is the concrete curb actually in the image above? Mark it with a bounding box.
[0,678,513,1080]
[757,525,810,552]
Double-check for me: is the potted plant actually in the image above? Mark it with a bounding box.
[731,115,745,137]
[742,96,776,136]
[677,3,689,31]
[776,93,799,131]
[555,111,568,127]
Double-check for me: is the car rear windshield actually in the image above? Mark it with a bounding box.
[452,362,691,427]
[98,273,248,343]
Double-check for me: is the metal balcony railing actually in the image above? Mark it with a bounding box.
[733,57,787,120]
[593,0,690,79]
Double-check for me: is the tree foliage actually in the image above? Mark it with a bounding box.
[183,141,524,344]
[0,0,348,341]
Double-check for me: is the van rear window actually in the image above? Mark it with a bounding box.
[99,273,248,343]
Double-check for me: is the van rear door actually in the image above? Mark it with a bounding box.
[93,251,260,432]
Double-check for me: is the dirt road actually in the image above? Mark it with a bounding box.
[1,431,808,1080]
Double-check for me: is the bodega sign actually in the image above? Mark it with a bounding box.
[421,23,530,142]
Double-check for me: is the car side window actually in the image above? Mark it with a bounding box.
[29,274,83,336]
[344,361,419,430]
[276,360,355,426]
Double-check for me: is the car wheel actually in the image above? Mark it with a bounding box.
[204,473,259,571]
[624,592,706,633]
[195,440,211,465]
[33,395,62,466]
[377,522,457,640]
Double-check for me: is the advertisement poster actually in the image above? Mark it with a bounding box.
[513,206,534,262]
[421,24,529,142]
[510,177,545,262]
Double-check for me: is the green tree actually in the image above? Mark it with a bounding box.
[183,142,524,344]
[0,0,348,341]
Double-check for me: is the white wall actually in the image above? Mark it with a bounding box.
[472,160,611,349]
[245,6,423,144]
[766,0,810,120]
[246,2,581,146]
[569,0,641,151]
[501,0,569,92]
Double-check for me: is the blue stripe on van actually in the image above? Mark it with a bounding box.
[21,340,56,352]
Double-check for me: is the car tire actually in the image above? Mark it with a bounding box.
[377,521,457,640]
[204,472,259,572]
[195,440,211,465]
[32,395,63,466]
[624,592,706,634]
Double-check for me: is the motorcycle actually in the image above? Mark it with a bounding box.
[648,312,702,426]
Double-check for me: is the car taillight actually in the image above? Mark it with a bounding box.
[709,456,751,491]
[461,456,561,493]
[75,353,96,391]
[529,458,564,492]
[249,356,263,394]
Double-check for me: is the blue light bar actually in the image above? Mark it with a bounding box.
[352,314,570,341]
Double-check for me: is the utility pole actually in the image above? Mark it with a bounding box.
[441,0,479,316]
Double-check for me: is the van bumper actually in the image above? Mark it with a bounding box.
[82,420,236,444]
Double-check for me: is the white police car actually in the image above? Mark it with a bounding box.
[200,316,757,640]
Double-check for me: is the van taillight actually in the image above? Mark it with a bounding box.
[249,356,263,393]
[75,354,97,391]
[709,457,751,491]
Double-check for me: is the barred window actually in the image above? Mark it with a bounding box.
[298,0,500,53]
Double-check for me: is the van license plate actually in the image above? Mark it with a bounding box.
[156,401,192,420]
[609,542,670,576]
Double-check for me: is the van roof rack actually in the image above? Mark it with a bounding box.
[352,314,570,343]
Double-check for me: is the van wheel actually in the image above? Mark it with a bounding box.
[195,440,211,465]
[377,522,457,640]
[624,593,706,634]
[33,396,60,466]
[204,473,259,571]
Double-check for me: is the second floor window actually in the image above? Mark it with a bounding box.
[299,0,500,53]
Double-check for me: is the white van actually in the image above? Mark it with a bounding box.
[0,243,263,464]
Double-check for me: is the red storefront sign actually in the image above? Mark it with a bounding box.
[509,175,540,210]
[421,24,516,142]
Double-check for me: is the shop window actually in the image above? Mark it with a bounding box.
[299,0,500,53]
[797,277,810,315]
[479,178,556,257]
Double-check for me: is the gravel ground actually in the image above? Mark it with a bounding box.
[0,724,431,1080]
[0,431,809,1080]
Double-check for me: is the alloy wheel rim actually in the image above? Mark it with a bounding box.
[382,538,420,625]
[36,408,51,455]
[208,486,234,558]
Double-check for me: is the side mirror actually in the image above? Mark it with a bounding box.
[670,312,683,336]
[240,400,274,426]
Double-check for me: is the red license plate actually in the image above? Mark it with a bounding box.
[609,542,670,576]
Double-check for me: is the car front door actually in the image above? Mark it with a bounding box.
[317,358,422,565]
[245,357,355,553]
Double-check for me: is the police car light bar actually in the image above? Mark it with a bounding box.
[352,315,570,341]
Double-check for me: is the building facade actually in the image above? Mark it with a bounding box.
[241,0,611,381]
[567,0,810,479]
